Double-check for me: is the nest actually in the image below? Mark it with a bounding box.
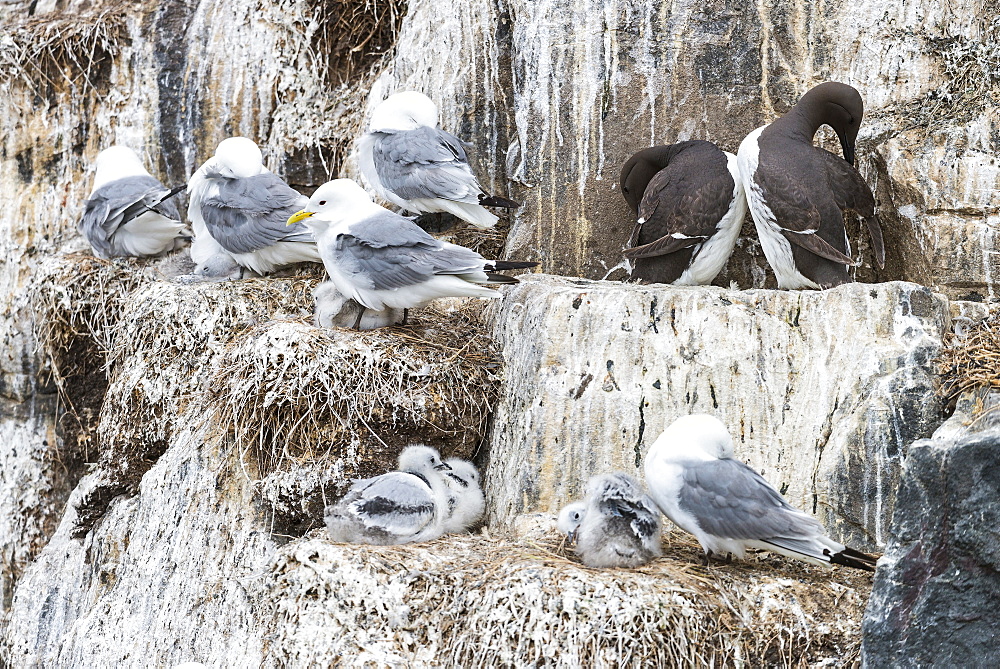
[870,24,1000,134]
[936,312,1000,401]
[259,526,872,666]
[0,1,129,96]
[31,254,159,458]
[308,0,408,85]
[207,302,499,480]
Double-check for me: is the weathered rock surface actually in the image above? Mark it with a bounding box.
[485,276,947,551]
[861,428,1000,666]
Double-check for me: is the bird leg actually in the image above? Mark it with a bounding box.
[401,308,409,326]
[353,307,366,330]
[724,552,732,565]
[701,550,714,567]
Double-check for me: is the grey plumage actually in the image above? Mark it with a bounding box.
[288,179,537,317]
[78,146,188,259]
[324,445,452,545]
[188,137,321,276]
[313,281,403,330]
[558,473,662,568]
[644,414,877,570]
[441,458,485,534]
[357,91,518,229]
[199,169,313,254]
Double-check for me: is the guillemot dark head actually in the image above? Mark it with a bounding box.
[619,142,693,212]
[778,82,864,165]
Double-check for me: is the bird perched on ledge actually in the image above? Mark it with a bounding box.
[557,472,662,568]
[737,82,885,289]
[620,140,747,285]
[357,91,519,229]
[325,445,453,545]
[644,414,877,571]
[288,178,537,328]
[187,136,320,277]
[78,145,187,259]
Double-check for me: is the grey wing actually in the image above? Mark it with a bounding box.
[80,176,178,254]
[814,147,884,268]
[372,127,481,202]
[679,459,824,541]
[201,173,313,254]
[333,212,486,291]
[349,472,436,536]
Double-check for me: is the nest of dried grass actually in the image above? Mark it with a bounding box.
[309,0,407,85]
[207,301,498,480]
[871,23,1000,133]
[260,526,871,666]
[31,254,158,457]
[936,312,1000,401]
[0,1,129,96]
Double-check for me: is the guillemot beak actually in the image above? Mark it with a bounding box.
[287,210,313,226]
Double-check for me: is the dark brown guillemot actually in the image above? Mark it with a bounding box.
[737,82,885,289]
[619,140,747,285]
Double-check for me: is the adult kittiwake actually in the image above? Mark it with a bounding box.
[737,82,885,289]
[187,137,321,276]
[643,414,877,570]
[441,458,485,534]
[325,444,452,545]
[620,141,747,285]
[78,145,187,259]
[557,473,661,568]
[287,179,537,328]
[357,91,519,229]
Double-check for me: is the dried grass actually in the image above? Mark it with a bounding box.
[0,2,129,96]
[870,22,1000,134]
[260,526,872,667]
[207,301,498,478]
[309,0,408,85]
[936,312,1000,401]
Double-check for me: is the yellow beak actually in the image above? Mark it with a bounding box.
[287,210,313,226]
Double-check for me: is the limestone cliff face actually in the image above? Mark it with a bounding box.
[0,0,995,664]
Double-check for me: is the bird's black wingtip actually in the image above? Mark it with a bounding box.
[829,546,878,571]
[479,194,521,209]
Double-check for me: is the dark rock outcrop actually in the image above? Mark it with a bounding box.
[862,429,1000,666]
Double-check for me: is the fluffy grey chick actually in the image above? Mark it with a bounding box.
[325,444,452,545]
[441,458,485,533]
[313,281,404,330]
[557,473,662,568]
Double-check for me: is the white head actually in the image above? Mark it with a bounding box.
[369,91,439,133]
[444,458,480,488]
[286,178,380,230]
[648,414,736,463]
[397,444,452,474]
[92,145,151,190]
[557,501,587,541]
[212,137,264,179]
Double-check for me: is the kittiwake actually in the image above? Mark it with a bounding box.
[187,137,321,276]
[287,178,537,328]
[357,91,519,229]
[643,414,877,570]
[78,145,187,259]
[441,458,485,534]
[557,473,662,568]
[325,444,453,545]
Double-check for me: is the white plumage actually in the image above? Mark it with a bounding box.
[643,414,876,570]
[441,458,485,534]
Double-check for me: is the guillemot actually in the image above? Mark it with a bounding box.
[737,82,885,289]
[620,140,747,285]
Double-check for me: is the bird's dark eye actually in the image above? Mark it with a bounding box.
[318,200,327,205]
[622,187,629,194]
